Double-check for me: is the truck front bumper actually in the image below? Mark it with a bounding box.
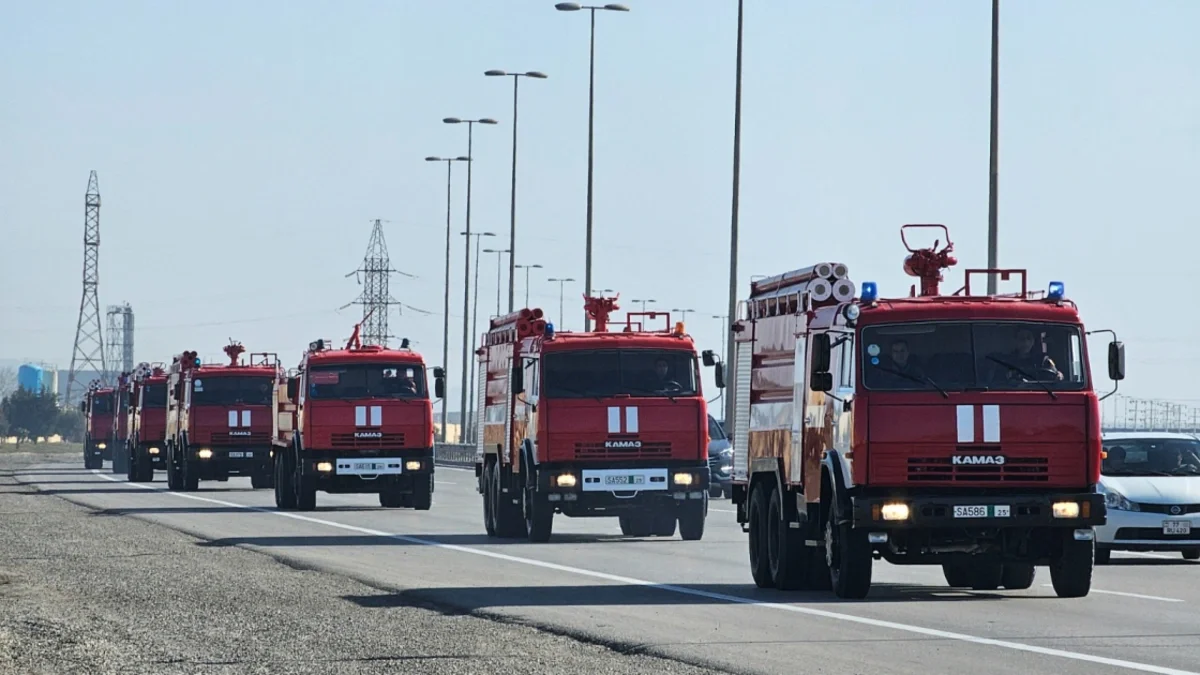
[189,446,272,477]
[299,449,434,494]
[534,461,709,513]
[852,491,1106,530]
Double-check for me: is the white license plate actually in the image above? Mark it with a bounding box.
[953,504,1010,518]
[605,474,646,486]
[228,451,249,458]
[1163,520,1192,536]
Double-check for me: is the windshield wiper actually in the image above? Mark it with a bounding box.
[874,364,948,399]
[625,385,682,403]
[554,383,604,404]
[986,356,1057,400]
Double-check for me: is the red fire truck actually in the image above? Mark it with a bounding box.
[110,372,133,475]
[476,298,711,543]
[124,362,169,482]
[719,224,1124,599]
[81,382,115,470]
[275,318,444,511]
[164,342,284,491]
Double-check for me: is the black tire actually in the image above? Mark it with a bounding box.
[653,513,677,537]
[747,483,773,588]
[825,496,872,599]
[493,463,523,538]
[1095,547,1112,565]
[1049,531,1094,598]
[1182,548,1200,561]
[482,462,497,536]
[678,494,706,541]
[274,456,297,510]
[969,561,1004,591]
[379,485,404,508]
[166,446,182,491]
[767,486,806,590]
[181,453,199,491]
[943,563,972,588]
[1001,563,1036,590]
[524,481,553,543]
[411,474,433,511]
[125,445,137,482]
[709,485,723,499]
[295,465,317,511]
[619,514,653,537]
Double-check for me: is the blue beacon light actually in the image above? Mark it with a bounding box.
[544,322,555,339]
[1047,281,1065,300]
[861,281,878,303]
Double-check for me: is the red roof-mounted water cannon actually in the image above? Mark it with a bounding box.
[223,340,246,366]
[583,294,619,332]
[901,224,958,297]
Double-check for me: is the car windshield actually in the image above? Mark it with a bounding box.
[307,363,426,400]
[708,415,726,440]
[142,383,167,408]
[861,321,1087,392]
[191,376,274,406]
[91,393,113,414]
[1102,438,1200,477]
[543,349,699,398]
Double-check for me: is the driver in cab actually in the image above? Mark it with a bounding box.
[643,357,681,392]
[988,328,1063,383]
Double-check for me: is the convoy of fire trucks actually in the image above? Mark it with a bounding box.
[68,221,1130,600]
[716,224,1125,599]
[473,298,712,542]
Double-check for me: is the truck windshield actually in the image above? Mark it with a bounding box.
[1102,438,1200,477]
[307,363,426,400]
[861,321,1087,392]
[142,383,167,408]
[91,394,113,414]
[191,376,274,406]
[543,349,699,398]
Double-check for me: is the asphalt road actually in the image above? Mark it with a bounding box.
[10,458,1200,675]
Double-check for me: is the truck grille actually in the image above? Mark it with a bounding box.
[212,431,272,445]
[574,441,672,460]
[331,432,405,449]
[907,456,1049,482]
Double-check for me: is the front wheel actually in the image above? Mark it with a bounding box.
[411,474,433,511]
[524,483,553,543]
[1049,531,1094,598]
[678,494,707,541]
[825,500,872,599]
[274,455,297,510]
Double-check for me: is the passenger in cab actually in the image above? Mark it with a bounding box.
[872,339,926,386]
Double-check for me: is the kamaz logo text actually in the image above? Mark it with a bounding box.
[604,440,642,449]
[952,455,1006,466]
[229,430,252,437]
[355,431,383,439]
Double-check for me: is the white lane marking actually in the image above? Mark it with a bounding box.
[436,465,477,473]
[1039,584,1182,603]
[84,472,1200,674]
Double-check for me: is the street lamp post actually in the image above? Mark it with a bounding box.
[547,277,576,327]
[485,69,548,314]
[483,248,511,316]
[724,0,744,434]
[630,298,655,313]
[444,116,497,442]
[986,0,1000,294]
[463,231,495,442]
[515,263,544,307]
[671,308,695,324]
[424,155,470,442]
[554,2,629,331]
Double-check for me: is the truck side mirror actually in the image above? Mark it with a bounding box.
[810,371,834,392]
[701,349,716,367]
[713,362,726,389]
[1108,340,1125,381]
[811,333,832,374]
[433,367,445,379]
[511,362,525,395]
[286,376,299,400]
[79,401,87,413]
[434,376,446,399]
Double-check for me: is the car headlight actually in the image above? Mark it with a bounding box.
[1099,484,1138,512]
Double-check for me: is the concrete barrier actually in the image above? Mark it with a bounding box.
[434,443,477,468]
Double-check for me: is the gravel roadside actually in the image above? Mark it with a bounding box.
[1,456,721,675]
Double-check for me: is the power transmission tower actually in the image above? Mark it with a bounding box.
[66,170,107,404]
[341,219,426,347]
[106,303,134,380]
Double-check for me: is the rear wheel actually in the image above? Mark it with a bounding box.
[968,560,1004,591]
[943,563,971,588]
[619,515,653,537]
[1049,531,1094,598]
[1000,563,1036,590]
[652,513,677,537]
[482,462,497,536]
[767,486,806,590]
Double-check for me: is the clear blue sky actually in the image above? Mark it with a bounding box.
[2,0,1198,412]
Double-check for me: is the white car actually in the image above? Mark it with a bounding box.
[1096,431,1200,563]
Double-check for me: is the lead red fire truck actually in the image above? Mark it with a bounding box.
[475,298,711,543]
[718,224,1125,599]
[124,362,169,483]
[81,382,115,470]
[164,342,284,491]
[275,316,444,511]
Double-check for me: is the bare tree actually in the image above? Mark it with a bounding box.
[0,366,16,401]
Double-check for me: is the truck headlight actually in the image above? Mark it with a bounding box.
[554,473,577,488]
[148,447,160,455]
[673,472,695,486]
[317,462,333,472]
[197,448,213,459]
[880,502,910,521]
[1052,501,1081,519]
[405,460,422,471]
[97,443,107,450]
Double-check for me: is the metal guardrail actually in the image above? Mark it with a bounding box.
[434,443,477,468]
